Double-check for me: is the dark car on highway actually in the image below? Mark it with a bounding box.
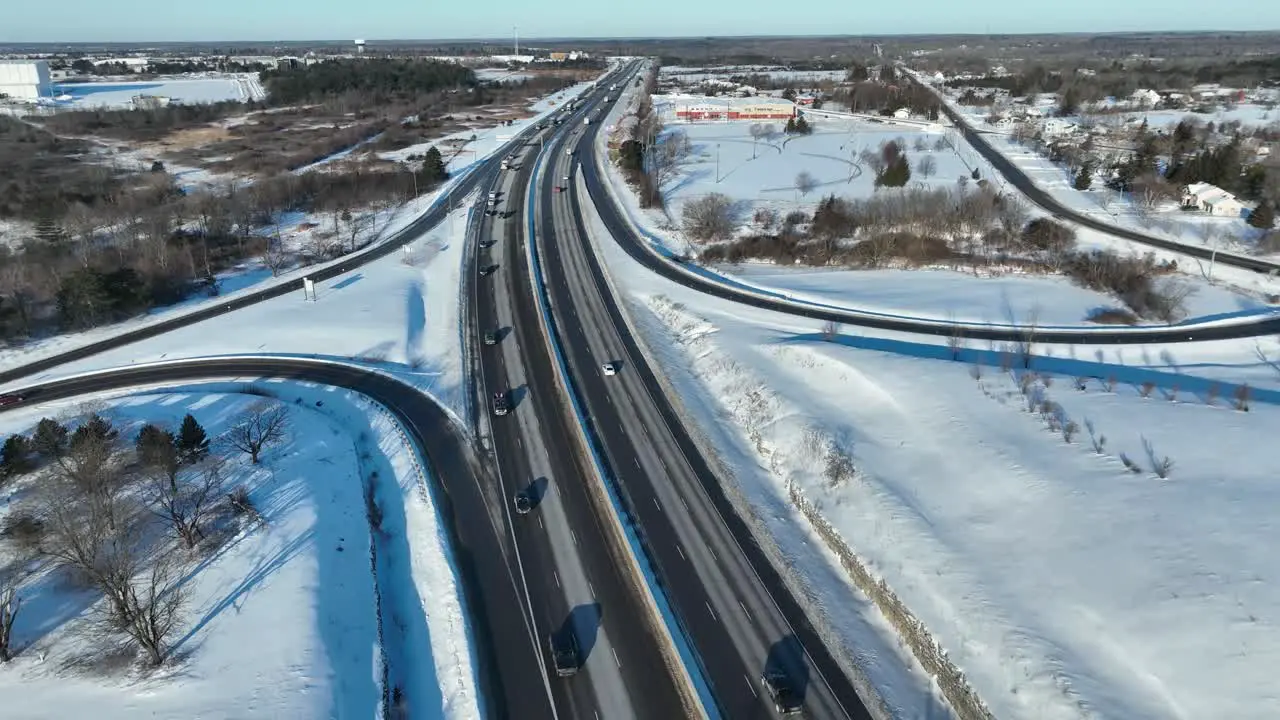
[549,632,579,677]
[492,391,509,416]
[479,264,499,277]
[761,671,803,715]
[0,392,26,408]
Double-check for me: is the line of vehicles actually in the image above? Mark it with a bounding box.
[479,64,808,715]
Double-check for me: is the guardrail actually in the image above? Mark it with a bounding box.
[524,104,718,720]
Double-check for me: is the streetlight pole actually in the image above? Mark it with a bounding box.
[715,143,720,183]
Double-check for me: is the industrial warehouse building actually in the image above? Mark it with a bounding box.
[661,95,796,122]
[0,60,53,101]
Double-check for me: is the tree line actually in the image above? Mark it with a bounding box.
[259,58,476,106]
[0,145,450,342]
[0,403,288,666]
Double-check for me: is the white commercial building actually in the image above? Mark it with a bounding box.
[0,60,52,102]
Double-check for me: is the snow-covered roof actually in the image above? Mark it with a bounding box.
[1183,182,1243,206]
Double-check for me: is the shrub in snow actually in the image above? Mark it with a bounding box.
[1233,383,1252,412]
[681,192,737,243]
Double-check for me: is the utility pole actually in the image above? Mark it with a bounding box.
[514,26,519,58]
[715,144,720,183]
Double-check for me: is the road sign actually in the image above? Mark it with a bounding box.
[303,277,315,301]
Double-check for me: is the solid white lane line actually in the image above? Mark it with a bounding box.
[745,675,758,697]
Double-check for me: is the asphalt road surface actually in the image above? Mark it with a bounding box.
[577,84,1280,344]
[925,80,1280,277]
[470,82,692,720]
[0,357,551,720]
[0,122,542,389]
[536,66,873,718]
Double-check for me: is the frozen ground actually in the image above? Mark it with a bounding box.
[626,117,988,243]
[717,264,1264,327]
[0,383,478,720]
[50,74,266,109]
[597,94,1280,328]
[2,79,594,379]
[937,92,1267,255]
[580,169,1280,718]
[1087,104,1279,132]
[3,200,474,425]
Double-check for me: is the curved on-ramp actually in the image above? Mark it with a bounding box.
[581,72,1280,345]
[0,355,554,720]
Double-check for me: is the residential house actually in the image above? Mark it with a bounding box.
[1040,118,1079,137]
[1130,88,1161,108]
[1181,182,1249,217]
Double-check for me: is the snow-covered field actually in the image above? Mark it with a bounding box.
[3,199,474,423]
[718,264,1263,327]
[2,79,596,379]
[578,152,1280,718]
[1089,104,1278,132]
[642,299,1280,720]
[934,89,1268,255]
[640,118,981,231]
[50,74,266,109]
[598,96,1279,327]
[660,65,848,84]
[0,382,478,719]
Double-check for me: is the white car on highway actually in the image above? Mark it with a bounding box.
[601,362,618,376]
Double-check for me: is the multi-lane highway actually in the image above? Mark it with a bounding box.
[469,88,693,719]
[528,66,874,718]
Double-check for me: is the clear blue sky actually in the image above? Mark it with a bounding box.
[4,0,1278,43]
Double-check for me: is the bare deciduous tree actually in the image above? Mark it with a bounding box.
[946,312,966,360]
[0,575,20,662]
[794,171,818,198]
[150,458,226,549]
[118,552,187,667]
[916,155,937,179]
[224,403,290,464]
[262,236,290,277]
[647,130,690,203]
[681,193,736,243]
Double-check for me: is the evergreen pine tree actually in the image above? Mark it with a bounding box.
[1,435,35,479]
[1074,161,1095,190]
[419,146,449,185]
[176,414,210,465]
[135,424,176,467]
[31,418,67,459]
[1248,201,1276,230]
